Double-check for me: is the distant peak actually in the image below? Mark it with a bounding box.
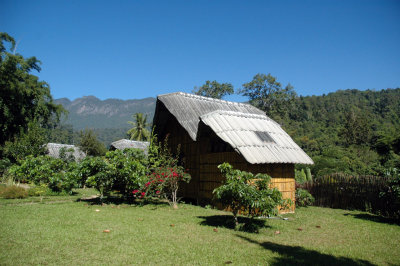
[82,95,99,100]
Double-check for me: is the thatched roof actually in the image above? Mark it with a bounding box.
[154,92,313,165]
[46,143,86,161]
[110,139,149,152]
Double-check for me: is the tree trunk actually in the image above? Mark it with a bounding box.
[233,210,239,229]
[172,189,178,209]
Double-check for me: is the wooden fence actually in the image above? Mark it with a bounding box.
[300,174,393,215]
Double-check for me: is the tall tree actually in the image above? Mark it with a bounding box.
[0,32,64,145]
[127,113,150,141]
[192,80,234,99]
[239,73,296,119]
[77,129,107,156]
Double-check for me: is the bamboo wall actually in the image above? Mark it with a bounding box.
[197,152,295,213]
[155,108,296,213]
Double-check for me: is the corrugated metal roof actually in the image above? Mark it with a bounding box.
[46,143,86,161]
[200,110,314,164]
[157,92,265,140]
[155,92,313,165]
[110,139,149,152]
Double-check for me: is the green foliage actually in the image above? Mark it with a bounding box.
[0,185,28,199]
[77,148,148,199]
[0,158,11,177]
[295,188,315,207]
[140,165,191,208]
[127,113,150,141]
[47,124,74,144]
[84,157,111,199]
[77,128,107,156]
[306,168,312,182]
[213,163,284,227]
[0,32,64,146]
[147,130,160,169]
[240,73,296,120]
[59,147,77,163]
[7,155,77,194]
[140,135,191,208]
[2,121,47,162]
[340,109,372,145]
[284,88,400,177]
[28,184,50,197]
[295,169,307,184]
[105,149,148,196]
[295,168,313,184]
[380,170,400,219]
[192,80,234,99]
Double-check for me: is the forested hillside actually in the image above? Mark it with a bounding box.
[282,89,400,176]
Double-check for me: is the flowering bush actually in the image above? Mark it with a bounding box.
[131,134,191,208]
[133,166,190,208]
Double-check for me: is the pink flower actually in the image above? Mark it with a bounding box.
[156,191,160,194]
[145,182,151,187]
[141,192,145,196]
[132,190,139,194]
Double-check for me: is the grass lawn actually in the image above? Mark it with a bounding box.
[0,189,399,265]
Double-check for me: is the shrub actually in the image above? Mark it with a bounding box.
[0,158,11,177]
[84,157,112,199]
[28,184,49,201]
[79,149,148,199]
[213,163,285,228]
[8,155,66,185]
[1,185,28,199]
[295,188,315,207]
[295,168,307,184]
[105,149,148,196]
[28,184,50,197]
[380,171,400,219]
[139,165,190,208]
[135,136,191,208]
[7,155,77,194]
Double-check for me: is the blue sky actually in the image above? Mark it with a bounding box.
[1,0,399,101]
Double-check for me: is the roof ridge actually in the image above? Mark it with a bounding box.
[157,92,256,108]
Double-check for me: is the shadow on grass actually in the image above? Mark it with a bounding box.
[237,235,374,266]
[198,215,270,233]
[343,213,400,226]
[77,196,170,207]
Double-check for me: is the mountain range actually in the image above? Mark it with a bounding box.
[55,96,156,130]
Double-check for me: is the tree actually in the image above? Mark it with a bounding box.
[77,129,107,156]
[0,32,64,145]
[239,73,296,119]
[340,109,372,146]
[213,163,285,228]
[192,80,234,99]
[2,121,47,162]
[127,113,150,141]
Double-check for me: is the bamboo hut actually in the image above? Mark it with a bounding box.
[153,92,313,212]
[46,143,86,161]
[110,139,149,154]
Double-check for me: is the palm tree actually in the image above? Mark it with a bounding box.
[127,113,150,141]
